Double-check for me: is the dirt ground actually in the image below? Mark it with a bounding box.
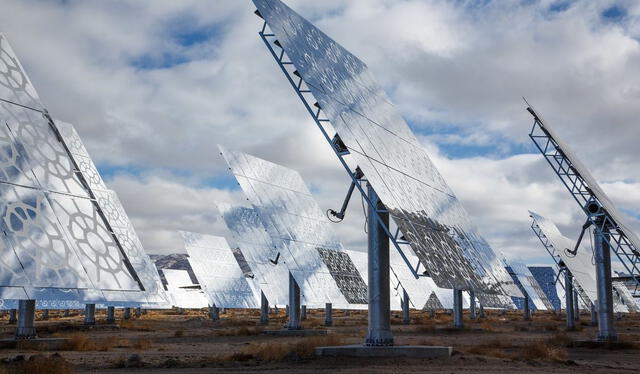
[0,308,638,373]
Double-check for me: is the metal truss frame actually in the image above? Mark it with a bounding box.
[529,117,640,295]
[530,218,592,307]
[257,21,424,278]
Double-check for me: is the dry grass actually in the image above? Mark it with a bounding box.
[462,338,513,359]
[242,334,348,361]
[53,334,152,351]
[0,354,75,374]
[214,327,264,337]
[521,341,568,361]
[544,332,573,348]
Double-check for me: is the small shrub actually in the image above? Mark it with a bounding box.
[174,330,184,338]
[521,341,568,361]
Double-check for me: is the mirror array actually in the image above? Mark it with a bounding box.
[252,0,522,299]
[218,204,291,307]
[219,147,367,308]
[506,262,554,311]
[0,33,172,308]
[182,231,259,309]
[528,266,562,311]
[162,269,209,309]
[530,211,629,313]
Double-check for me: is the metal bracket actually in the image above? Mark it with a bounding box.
[327,167,363,222]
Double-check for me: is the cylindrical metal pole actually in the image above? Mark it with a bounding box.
[260,291,269,325]
[325,303,333,327]
[469,291,477,320]
[124,307,131,320]
[285,305,289,317]
[209,305,220,321]
[594,227,617,341]
[479,302,485,319]
[135,307,142,318]
[106,306,115,323]
[63,309,70,318]
[301,305,307,321]
[565,271,575,330]
[9,309,17,325]
[573,290,580,321]
[453,289,463,329]
[15,300,37,339]
[523,294,531,321]
[84,304,96,325]
[42,309,49,320]
[286,272,301,330]
[590,302,597,326]
[402,289,410,325]
[365,183,393,346]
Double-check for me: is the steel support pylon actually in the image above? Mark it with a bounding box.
[573,289,580,321]
[469,291,477,320]
[594,225,617,341]
[286,272,301,330]
[209,305,220,321]
[124,307,131,320]
[453,289,464,329]
[84,304,96,325]
[106,306,115,323]
[8,309,17,325]
[325,303,333,327]
[565,271,575,330]
[402,289,410,325]
[301,305,307,321]
[523,294,531,321]
[260,291,269,325]
[16,300,36,339]
[365,183,394,346]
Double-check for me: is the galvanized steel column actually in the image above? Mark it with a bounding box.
[209,305,220,321]
[286,272,301,330]
[301,305,307,320]
[469,291,477,320]
[260,291,269,325]
[565,271,575,330]
[84,304,96,325]
[523,294,531,321]
[402,289,410,325]
[15,300,36,339]
[325,303,333,327]
[453,289,463,329]
[106,306,115,323]
[124,307,131,320]
[365,183,393,346]
[594,227,617,341]
[573,289,580,321]
[8,309,17,324]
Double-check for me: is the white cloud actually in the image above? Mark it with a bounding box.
[2,0,639,264]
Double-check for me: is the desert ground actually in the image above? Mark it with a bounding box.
[0,308,638,373]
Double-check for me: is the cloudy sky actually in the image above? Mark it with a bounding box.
[2,0,639,266]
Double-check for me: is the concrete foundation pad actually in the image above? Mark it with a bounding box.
[0,338,68,350]
[263,329,327,337]
[315,344,453,358]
